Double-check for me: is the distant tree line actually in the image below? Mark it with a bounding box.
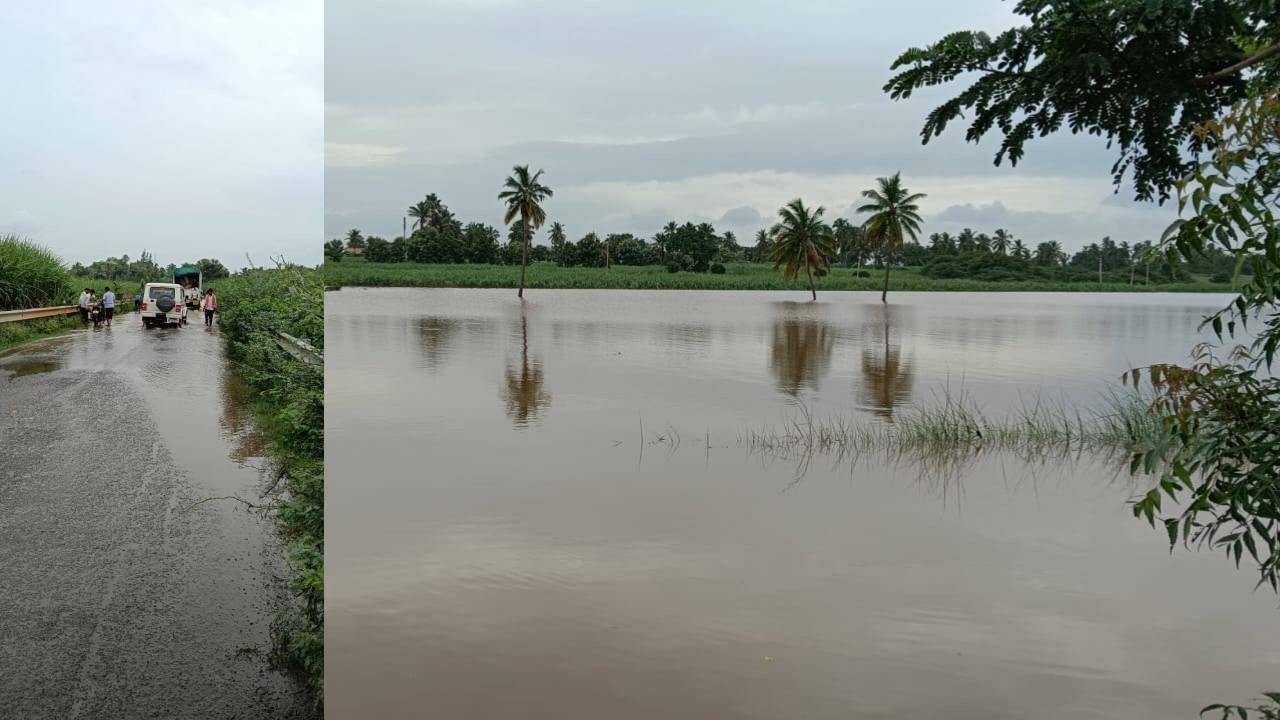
[326,191,1243,286]
[70,253,232,281]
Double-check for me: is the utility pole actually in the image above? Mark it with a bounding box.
[403,216,407,240]
[1098,253,1103,284]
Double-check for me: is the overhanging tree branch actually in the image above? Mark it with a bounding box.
[1196,41,1280,85]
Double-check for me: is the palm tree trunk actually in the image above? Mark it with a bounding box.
[881,262,891,303]
[806,262,816,301]
[518,216,529,299]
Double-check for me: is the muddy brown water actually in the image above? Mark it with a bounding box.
[327,288,1280,720]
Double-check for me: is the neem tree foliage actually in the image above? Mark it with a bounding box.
[884,0,1279,202]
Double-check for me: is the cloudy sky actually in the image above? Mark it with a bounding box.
[0,0,323,270]
[326,0,1175,252]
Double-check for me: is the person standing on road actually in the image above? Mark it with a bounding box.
[201,288,217,327]
[133,290,142,313]
[77,287,92,323]
[101,286,115,327]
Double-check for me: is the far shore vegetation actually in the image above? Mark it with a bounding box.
[324,189,1245,295]
[325,259,1234,293]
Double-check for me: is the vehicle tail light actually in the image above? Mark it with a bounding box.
[141,302,148,310]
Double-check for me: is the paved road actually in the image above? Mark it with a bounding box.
[0,312,312,719]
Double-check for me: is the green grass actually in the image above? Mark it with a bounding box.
[0,315,82,354]
[325,261,1233,293]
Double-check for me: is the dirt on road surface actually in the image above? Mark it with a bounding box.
[0,313,313,719]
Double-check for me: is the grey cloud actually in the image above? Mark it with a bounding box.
[718,206,763,226]
[934,200,1012,224]
[929,201,1175,251]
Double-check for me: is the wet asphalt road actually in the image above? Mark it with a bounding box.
[0,313,312,719]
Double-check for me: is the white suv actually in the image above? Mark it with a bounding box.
[140,283,187,328]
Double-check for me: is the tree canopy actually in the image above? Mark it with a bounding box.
[884,0,1280,201]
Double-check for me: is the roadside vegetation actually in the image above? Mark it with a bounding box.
[216,264,324,702]
[0,235,70,311]
[0,236,79,352]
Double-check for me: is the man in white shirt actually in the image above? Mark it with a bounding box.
[77,287,92,323]
[101,287,116,327]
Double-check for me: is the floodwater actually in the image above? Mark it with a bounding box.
[327,288,1280,719]
[0,313,310,716]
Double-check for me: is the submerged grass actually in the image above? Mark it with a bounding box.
[325,261,1231,293]
[740,388,1163,479]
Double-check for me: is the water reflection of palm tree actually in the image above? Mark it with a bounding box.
[859,306,914,419]
[502,312,550,427]
[769,308,834,396]
[417,317,456,371]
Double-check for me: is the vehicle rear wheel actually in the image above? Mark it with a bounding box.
[142,319,152,329]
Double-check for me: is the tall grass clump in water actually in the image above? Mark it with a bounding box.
[217,264,324,702]
[0,235,71,311]
[742,388,1162,477]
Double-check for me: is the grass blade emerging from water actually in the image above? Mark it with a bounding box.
[741,388,1162,477]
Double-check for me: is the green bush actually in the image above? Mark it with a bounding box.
[665,261,680,273]
[216,266,324,701]
[0,235,70,311]
[709,262,726,274]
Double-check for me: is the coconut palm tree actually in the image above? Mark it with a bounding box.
[992,228,1012,255]
[498,165,553,299]
[857,173,926,303]
[548,222,568,266]
[768,199,836,301]
[407,198,433,231]
[1012,239,1028,259]
[752,228,772,263]
[832,218,867,268]
[1034,241,1065,266]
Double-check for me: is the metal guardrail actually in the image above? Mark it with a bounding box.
[0,300,142,324]
[0,305,79,323]
[275,332,323,365]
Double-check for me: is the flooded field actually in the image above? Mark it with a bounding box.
[327,289,1280,719]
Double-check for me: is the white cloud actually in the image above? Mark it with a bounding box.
[326,143,408,168]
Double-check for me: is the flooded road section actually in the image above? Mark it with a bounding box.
[0,313,310,718]
[329,289,1280,720]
